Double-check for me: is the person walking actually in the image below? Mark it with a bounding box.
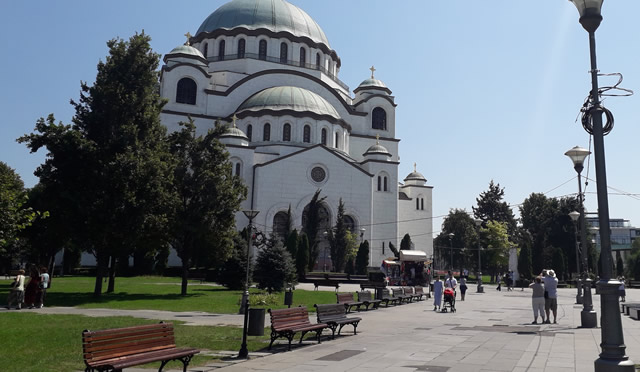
[36,267,50,308]
[542,269,559,324]
[529,276,546,324]
[433,276,443,311]
[496,273,502,291]
[459,275,468,301]
[24,265,41,309]
[507,271,514,291]
[445,271,458,298]
[6,269,26,310]
[619,276,626,302]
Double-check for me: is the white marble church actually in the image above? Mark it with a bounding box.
[159,0,433,269]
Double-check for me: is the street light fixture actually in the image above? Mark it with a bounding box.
[568,1,634,369]
[323,230,330,272]
[474,219,484,293]
[569,211,583,304]
[448,233,454,272]
[238,209,259,359]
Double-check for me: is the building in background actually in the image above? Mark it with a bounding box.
[587,217,640,269]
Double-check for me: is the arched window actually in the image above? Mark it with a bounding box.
[259,40,267,60]
[218,40,225,61]
[263,123,271,141]
[334,132,339,149]
[416,198,420,210]
[377,176,381,191]
[203,42,208,57]
[299,47,306,67]
[280,42,288,64]
[246,124,252,141]
[273,211,289,241]
[321,128,327,145]
[421,198,425,210]
[383,177,388,192]
[238,39,246,58]
[315,53,321,70]
[176,78,196,105]
[372,107,387,130]
[235,163,241,177]
[343,215,356,233]
[303,125,311,143]
[282,123,291,141]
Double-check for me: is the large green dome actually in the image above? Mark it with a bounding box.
[237,86,340,119]
[196,0,330,47]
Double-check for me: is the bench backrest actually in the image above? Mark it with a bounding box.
[402,287,414,295]
[357,291,373,301]
[392,288,404,297]
[82,323,176,365]
[336,293,355,304]
[381,288,392,298]
[415,286,424,294]
[268,306,311,328]
[315,303,347,321]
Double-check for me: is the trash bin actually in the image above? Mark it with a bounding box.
[248,308,265,336]
[284,287,294,308]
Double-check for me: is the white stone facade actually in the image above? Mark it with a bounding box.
[159,0,433,269]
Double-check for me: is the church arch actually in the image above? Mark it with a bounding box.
[258,39,267,60]
[315,52,321,70]
[273,211,290,241]
[246,124,252,141]
[377,171,390,192]
[280,42,288,64]
[299,47,306,67]
[203,42,208,58]
[282,123,291,141]
[321,128,327,145]
[176,77,197,105]
[263,123,271,141]
[372,107,387,130]
[343,215,356,233]
[237,38,246,58]
[218,39,226,61]
[303,125,311,143]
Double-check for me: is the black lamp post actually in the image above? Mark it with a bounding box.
[238,209,259,359]
[569,211,584,304]
[568,0,633,369]
[448,233,454,272]
[474,219,484,293]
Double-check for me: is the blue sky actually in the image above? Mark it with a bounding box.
[2,1,639,232]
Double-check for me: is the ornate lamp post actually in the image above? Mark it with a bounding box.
[569,211,584,304]
[448,233,454,272]
[238,209,259,359]
[475,219,484,293]
[568,1,633,369]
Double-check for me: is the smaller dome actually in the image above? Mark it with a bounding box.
[357,78,387,90]
[221,126,248,140]
[404,171,426,182]
[237,86,340,120]
[167,44,205,59]
[363,143,391,157]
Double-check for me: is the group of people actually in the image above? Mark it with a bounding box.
[432,271,468,311]
[496,271,515,291]
[6,265,50,310]
[528,269,558,324]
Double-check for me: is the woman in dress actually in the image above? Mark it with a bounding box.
[433,276,443,311]
[459,275,468,301]
[24,265,41,309]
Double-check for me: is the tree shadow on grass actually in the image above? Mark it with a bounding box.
[46,291,206,307]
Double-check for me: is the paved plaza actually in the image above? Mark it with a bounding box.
[14,282,640,371]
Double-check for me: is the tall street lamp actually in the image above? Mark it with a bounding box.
[568,1,633,369]
[448,233,454,272]
[238,209,259,359]
[565,146,597,328]
[475,219,484,293]
[569,211,583,304]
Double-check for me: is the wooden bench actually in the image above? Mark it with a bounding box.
[380,288,401,307]
[336,292,363,313]
[4,269,20,279]
[392,288,412,304]
[414,286,428,300]
[313,279,340,292]
[314,303,361,339]
[268,306,328,351]
[357,291,382,310]
[82,322,199,372]
[402,287,422,302]
[622,303,640,316]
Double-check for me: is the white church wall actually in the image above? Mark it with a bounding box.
[367,162,399,267]
[161,65,210,115]
[398,186,434,259]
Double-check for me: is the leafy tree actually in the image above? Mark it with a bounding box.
[345,257,355,275]
[254,241,297,293]
[616,251,624,277]
[483,220,512,277]
[516,227,533,281]
[327,199,349,272]
[285,229,298,259]
[218,234,251,290]
[400,234,413,250]
[0,162,38,270]
[167,119,247,296]
[302,189,327,271]
[355,240,369,275]
[473,180,516,235]
[520,193,555,275]
[434,209,476,272]
[552,247,567,281]
[388,242,399,258]
[296,233,310,280]
[19,33,172,296]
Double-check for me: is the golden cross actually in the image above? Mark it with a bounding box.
[369,65,376,79]
[414,162,417,172]
[231,114,238,127]
[184,32,192,46]
[376,133,380,144]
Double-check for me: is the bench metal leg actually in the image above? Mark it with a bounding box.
[179,355,194,372]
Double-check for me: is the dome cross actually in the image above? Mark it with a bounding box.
[376,133,380,145]
[231,114,238,128]
[414,162,417,172]
[184,32,192,46]
[369,65,376,79]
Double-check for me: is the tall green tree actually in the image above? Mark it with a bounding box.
[327,199,349,272]
[388,242,399,258]
[434,209,476,272]
[254,241,297,293]
[296,233,310,280]
[20,33,172,296]
[400,234,413,250]
[355,240,369,275]
[302,189,327,271]
[616,251,624,277]
[473,180,517,235]
[167,119,247,296]
[285,229,299,259]
[483,220,512,277]
[516,227,533,281]
[0,162,38,270]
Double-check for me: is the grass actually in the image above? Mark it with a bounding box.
[0,276,336,313]
[0,313,270,372]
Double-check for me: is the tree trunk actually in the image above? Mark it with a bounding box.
[107,255,116,293]
[181,258,189,296]
[93,253,107,297]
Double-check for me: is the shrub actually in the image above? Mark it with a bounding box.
[254,241,297,293]
[218,236,251,290]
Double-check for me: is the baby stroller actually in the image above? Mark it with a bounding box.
[442,288,456,313]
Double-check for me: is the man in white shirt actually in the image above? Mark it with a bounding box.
[445,271,458,296]
[542,269,558,324]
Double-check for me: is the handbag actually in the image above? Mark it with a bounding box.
[544,290,549,299]
[10,280,18,288]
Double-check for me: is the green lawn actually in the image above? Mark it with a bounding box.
[0,313,270,371]
[1,276,336,313]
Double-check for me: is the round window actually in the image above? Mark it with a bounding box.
[311,167,326,183]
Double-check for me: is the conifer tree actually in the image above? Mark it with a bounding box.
[296,233,310,279]
[355,240,370,275]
